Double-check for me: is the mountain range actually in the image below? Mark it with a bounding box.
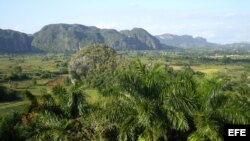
[0,23,249,53]
[155,34,217,48]
[1,24,166,53]
[0,29,33,53]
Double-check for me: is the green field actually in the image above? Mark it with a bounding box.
[0,101,30,116]
[0,54,69,72]
[1,50,250,118]
[0,54,70,116]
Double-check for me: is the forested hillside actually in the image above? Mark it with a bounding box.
[0,29,33,53]
[32,24,164,52]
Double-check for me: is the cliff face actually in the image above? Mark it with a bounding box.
[31,24,164,52]
[0,29,33,53]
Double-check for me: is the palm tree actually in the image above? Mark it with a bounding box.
[20,86,93,141]
[100,60,196,141]
[0,113,24,141]
[188,74,250,141]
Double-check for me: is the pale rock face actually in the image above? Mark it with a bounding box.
[69,56,91,77]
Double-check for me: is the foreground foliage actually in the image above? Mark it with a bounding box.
[0,45,249,141]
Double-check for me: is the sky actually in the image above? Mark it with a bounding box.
[1,0,250,44]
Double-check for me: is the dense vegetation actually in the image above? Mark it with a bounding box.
[0,86,21,102]
[0,44,249,141]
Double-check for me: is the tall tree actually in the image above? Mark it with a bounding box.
[188,74,250,141]
[18,86,93,141]
[100,60,196,141]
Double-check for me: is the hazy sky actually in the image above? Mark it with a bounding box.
[1,0,250,43]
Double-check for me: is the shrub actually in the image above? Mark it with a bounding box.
[0,86,22,102]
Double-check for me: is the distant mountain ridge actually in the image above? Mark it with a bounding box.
[1,24,250,53]
[31,24,165,52]
[156,33,250,49]
[120,28,161,49]
[155,33,217,48]
[221,42,250,49]
[0,24,166,53]
[0,29,33,53]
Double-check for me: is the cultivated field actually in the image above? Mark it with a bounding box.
[1,49,250,116]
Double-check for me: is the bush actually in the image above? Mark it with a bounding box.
[52,85,67,96]
[0,86,22,102]
[8,73,29,81]
[38,71,55,79]
[0,113,23,141]
[64,77,71,86]
[58,67,68,74]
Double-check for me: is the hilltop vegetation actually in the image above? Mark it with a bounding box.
[69,44,119,88]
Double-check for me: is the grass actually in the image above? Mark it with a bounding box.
[36,78,53,85]
[26,86,48,95]
[169,63,247,80]
[0,54,69,73]
[0,88,101,117]
[0,101,30,117]
[0,54,69,117]
[85,89,100,104]
[0,78,53,96]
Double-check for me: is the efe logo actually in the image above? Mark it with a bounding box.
[228,129,246,136]
[224,124,250,141]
